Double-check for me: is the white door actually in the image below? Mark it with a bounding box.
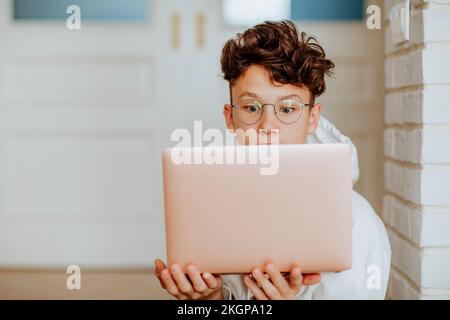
[0,0,384,269]
[0,0,188,267]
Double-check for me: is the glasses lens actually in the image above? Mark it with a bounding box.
[275,99,304,124]
[234,100,262,125]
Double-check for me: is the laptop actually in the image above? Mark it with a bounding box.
[162,143,352,274]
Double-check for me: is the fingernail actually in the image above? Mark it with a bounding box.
[161,269,169,278]
[171,264,179,273]
[253,268,262,277]
[293,268,301,276]
[203,272,211,279]
[187,265,196,273]
[266,263,275,272]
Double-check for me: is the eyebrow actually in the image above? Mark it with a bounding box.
[237,91,303,101]
[237,91,259,99]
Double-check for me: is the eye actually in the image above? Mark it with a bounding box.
[280,105,300,114]
[245,104,261,113]
[278,100,300,114]
[280,107,294,114]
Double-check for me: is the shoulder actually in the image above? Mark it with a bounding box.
[351,190,391,258]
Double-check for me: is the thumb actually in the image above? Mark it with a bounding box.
[289,267,303,291]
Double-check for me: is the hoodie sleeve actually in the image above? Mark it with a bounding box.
[222,283,234,300]
[221,274,248,300]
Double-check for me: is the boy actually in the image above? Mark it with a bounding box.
[154,20,391,300]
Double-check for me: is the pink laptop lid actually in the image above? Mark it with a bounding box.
[162,143,352,274]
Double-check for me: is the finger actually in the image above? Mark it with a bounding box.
[154,259,167,276]
[170,264,194,295]
[155,274,167,290]
[244,275,268,300]
[303,273,321,286]
[155,259,167,271]
[264,263,291,297]
[154,259,167,289]
[186,265,208,293]
[202,272,220,289]
[252,268,282,300]
[161,269,188,299]
[289,267,303,291]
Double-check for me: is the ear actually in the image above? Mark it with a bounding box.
[307,103,321,134]
[223,104,235,131]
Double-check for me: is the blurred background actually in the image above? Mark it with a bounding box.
[0,0,385,299]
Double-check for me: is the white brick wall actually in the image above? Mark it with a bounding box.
[384,0,450,299]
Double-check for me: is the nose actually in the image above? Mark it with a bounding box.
[258,105,279,133]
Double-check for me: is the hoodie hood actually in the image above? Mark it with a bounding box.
[306,116,359,186]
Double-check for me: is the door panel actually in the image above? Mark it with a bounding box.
[0,0,169,267]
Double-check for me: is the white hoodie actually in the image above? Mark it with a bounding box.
[221,116,392,300]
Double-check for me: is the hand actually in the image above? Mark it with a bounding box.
[154,259,224,300]
[243,263,321,300]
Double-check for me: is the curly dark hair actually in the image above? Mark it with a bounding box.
[220,20,335,104]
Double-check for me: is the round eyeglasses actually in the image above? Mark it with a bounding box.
[231,98,310,125]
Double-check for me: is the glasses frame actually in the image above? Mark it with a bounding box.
[231,98,311,125]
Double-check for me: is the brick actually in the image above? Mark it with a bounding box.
[383,195,450,246]
[384,127,450,163]
[421,168,450,206]
[421,211,450,247]
[384,161,450,206]
[385,50,423,89]
[422,248,450,288]
[384,128,423,163]
[388,229,422,286]
[388,267,420,299]
[385,4,450,54]
[422,128,450,163]
[421,287,450,299]
[388,229,450,289]
[384,161,422,203]
[423,47,450,83]
[422,4,450,43]
[420,293,450,299]
[383,195,422,245]
[420,86,450,124]
[386,47,450,89]
[385,86,450,125]
[385,6,424,54]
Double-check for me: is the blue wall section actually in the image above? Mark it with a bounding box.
[14,0,363,23]
[14,0,149,21]
[291,0,364,21]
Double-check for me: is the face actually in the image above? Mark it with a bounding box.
[223,65,321,145]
